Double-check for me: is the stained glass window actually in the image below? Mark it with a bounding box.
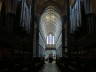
[47,34,55,44]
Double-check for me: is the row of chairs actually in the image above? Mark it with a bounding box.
[0,56,45,72]
[56,56,96,72]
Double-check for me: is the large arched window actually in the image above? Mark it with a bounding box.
[20,0,31,32]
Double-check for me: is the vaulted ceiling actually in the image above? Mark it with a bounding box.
[35,0,67,16]
[36,0,66,43]
[36,0,62,44]
[40,6,62,42]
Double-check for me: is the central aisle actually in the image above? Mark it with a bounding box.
[40,62,61,72]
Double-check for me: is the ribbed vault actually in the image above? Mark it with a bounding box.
[40,6,62,44]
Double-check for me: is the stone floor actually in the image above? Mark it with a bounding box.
[40,62,60,72]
